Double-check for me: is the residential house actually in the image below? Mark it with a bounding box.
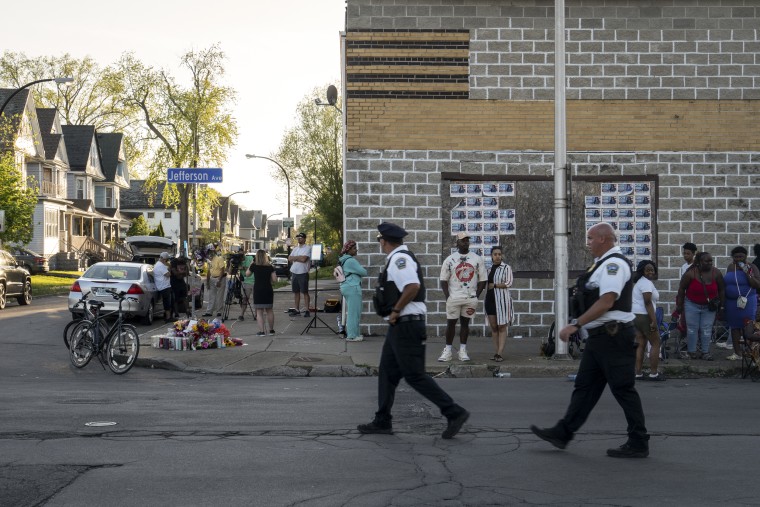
[120,180,182,245]
[95,132,132,243]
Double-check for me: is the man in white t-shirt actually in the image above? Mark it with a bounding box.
[680,242,697,277]
[288,232,312,317]
[153,251,173,323]
[438,232,487,362]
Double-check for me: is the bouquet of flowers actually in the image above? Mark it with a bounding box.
[162,318,239,350]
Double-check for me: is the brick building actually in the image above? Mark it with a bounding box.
[343,0,760,337]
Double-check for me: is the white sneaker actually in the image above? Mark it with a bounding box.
[726,353,741,361]
[458,349,471,361]
[346,335,364,342]
[715,341,731,349]
[438,347,452,362]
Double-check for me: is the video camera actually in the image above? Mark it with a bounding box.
[225,251,245,277]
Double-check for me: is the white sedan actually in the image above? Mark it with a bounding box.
[68,262,163,324]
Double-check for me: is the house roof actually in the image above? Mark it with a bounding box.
[120,179,167,209]
[239,210,257,230]
[36,108,63,160]
[96,132,123,182]
[0,88,30,151]
[61,124,97,171]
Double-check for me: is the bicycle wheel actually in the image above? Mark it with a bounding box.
[69,322,96,368]
[64,319,108,350]
[106,325,140,374]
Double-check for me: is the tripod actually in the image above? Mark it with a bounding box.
[221,273,255,322]
[301,218,338,335]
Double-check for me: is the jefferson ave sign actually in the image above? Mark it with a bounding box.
[167,168,223,183]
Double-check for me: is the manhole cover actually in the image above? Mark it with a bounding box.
[292,356,323,363]
[84,421,117,427]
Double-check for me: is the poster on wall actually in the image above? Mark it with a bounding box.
[450,182,516,268]
[583,182,654,266]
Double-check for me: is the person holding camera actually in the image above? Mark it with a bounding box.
[676,252,725,361]
[720,246,760,360]
[203,248,227,317]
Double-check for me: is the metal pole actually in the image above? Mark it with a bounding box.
[0,78,58,117]
[245,155,291,254]
[192,184,197,255]
[553,0,571,359]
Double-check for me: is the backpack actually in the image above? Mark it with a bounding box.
[333,259,346,283]
[372,250,425,317]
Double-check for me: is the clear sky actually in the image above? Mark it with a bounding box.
[2,0,346,218]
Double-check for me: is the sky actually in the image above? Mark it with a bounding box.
[3,0,346,219]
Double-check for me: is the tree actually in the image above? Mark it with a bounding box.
[0,51,146,172]
[274,85,343,250]
[126,215,150,237]
[150,221,165,237]
[0,150,37,245]
[117,45,238,255]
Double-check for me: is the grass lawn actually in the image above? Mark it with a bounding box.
[32,274,76,297]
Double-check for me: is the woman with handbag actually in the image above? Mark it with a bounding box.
[676,252,725,360]
[719,246,760,360]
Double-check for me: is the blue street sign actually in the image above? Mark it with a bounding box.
[167,168,223,183]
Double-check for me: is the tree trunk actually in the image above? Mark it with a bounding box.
[179,183,190,255]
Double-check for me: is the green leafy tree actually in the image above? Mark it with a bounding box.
[274,84,342,250]
[0,51,146,173]
[126,215,150,236]
[117,45,237,254]
[150,221,165,237]
[0,150,37,245]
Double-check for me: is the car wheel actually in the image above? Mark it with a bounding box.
[24,264,33,273]
[142,301,154,325]
[17,280,32,305]
[0,283,5,309]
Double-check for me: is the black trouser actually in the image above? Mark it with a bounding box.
[558,325,649,445]
[375,319,464,424]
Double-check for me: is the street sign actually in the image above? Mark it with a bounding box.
[0,209,5,233]
[282,217,295,228]
[167,168,223,184]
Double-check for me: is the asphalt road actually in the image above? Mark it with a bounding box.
[1,297,759,506]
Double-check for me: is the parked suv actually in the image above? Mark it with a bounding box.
[271,253,290,279]
[0,250,32,309]
[125,236,177,265]
[10,247,49,274]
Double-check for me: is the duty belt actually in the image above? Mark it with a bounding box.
[586,321,634,337]
[396,314,425,323]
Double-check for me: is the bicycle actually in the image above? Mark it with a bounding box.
[69,289,141,374]
[63,291,110,349]
[544,321,585,358]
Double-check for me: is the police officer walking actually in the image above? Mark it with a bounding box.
[531,222,650,458]
[358,222,470,439]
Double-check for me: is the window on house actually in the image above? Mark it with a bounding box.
[164,212,172,219]
[105,187,114,208]
[44,209,59,237]
[147,212,155,219]
[76,179,85,199]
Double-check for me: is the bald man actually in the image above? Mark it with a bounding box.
[531,223,650,458]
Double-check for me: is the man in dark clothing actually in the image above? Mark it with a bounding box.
[357,222,469,440]
[531,222,650,458]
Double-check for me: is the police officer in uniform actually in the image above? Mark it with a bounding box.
[358,222,470,439]
[531,222,650,458]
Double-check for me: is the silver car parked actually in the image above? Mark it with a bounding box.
[68,262,163,324]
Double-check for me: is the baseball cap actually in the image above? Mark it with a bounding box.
[455,232,470,241]
[295,232,306,239]
[159,252,170,259]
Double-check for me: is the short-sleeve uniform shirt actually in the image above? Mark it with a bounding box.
[386,245,425,317]
[439,251,487,299]
[582,246,634,329]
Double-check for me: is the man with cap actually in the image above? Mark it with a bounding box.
[438,232,488,362]
[358,222,470,439]
[203,247,227,317]
[288,232,312,317]
[153,252,173,323]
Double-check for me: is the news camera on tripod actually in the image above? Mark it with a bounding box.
[222,246,254,322]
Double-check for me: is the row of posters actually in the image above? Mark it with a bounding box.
[585,183,654,264]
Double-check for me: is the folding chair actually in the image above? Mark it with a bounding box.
[656,307,676,363]
[741,320,760,382]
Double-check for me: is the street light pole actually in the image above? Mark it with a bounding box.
[245,154,292,253]
[218,190,249,246]
[0,77,74,118]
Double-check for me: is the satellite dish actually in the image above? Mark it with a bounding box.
[326,85,338,106]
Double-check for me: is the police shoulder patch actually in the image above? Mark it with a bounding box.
[395,257,407,270]
[606,263,620,275]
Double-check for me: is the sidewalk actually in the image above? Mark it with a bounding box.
[136,278,747,379]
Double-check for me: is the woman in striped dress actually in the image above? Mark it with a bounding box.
[484,246,514,362]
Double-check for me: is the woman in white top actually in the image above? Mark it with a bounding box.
[632,260,662,380]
